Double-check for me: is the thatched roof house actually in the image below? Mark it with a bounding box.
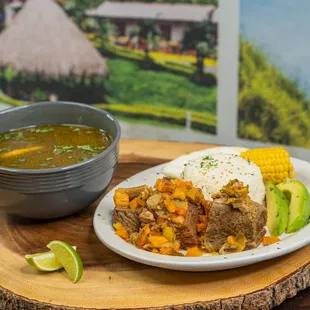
[0,0,108,78]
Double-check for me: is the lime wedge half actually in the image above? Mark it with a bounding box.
[25,246,77,272]
[47,241,83,283]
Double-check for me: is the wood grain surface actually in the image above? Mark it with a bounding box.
[0,140,309,310]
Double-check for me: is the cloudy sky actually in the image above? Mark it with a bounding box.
[240,0,310,97]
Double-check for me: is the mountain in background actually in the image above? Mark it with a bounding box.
[238,38,310,148]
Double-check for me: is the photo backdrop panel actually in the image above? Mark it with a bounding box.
[0,0,219,143]
[238,0,310,150]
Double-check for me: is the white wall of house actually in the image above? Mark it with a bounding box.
[170,23,188,42]
[4,4,14,26]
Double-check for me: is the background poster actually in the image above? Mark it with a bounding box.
[0,0,218,143]
[238,0,310,149]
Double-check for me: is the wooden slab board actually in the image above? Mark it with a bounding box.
[0,140,310,310]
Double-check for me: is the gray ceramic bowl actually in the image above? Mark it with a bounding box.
[0,101,121,219]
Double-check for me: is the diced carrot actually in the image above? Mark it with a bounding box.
[196,223,207,232]
[176,207,187,216]
[185,247,204,257]
[165,200,176,213]
[155,178,175,193]
[113,222,129,240]
[136,233,147,248]
[148,236,169,248]
[113,189,130,208]
[157,216,166,226]
[199,215,208,224]
[135,224,151,248]
[197,215,208,232]
[263,236,280,246]
[202,200,212,215]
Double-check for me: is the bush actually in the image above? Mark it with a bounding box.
[93,103,216,134]
[99,42,217,83]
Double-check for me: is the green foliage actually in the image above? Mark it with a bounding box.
[238,38,310,147]
[1,67,106,104]
[0,92,30,106]
[93,103,216,134]
[101,42,196,76]
[59,0,103,28]
[182,20,217,57]
[3,67,18,82]
[105,59,217,114]
[32,88,48,101]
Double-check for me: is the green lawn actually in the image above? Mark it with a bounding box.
[105,58,217,114]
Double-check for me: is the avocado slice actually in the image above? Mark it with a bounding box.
[265,182,289,236]
[277,180,310,233]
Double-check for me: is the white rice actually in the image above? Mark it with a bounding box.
[182,153,265,204]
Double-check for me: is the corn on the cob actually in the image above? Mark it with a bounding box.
[240,147,295,184]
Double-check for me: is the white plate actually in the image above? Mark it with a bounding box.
[93,157,310,271]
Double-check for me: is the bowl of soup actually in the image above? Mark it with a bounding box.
[0,101,121,219]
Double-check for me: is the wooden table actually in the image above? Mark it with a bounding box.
[0,140,309,310]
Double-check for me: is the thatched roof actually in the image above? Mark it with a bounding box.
[0,0,108,78]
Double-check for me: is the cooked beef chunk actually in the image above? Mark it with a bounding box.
[113,208,142,234]
[175,202,203,248]
[139,209,156,224]
[204,195,267,252]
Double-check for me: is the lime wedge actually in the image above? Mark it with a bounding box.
[47,241,83,283]
[25,246,77,272]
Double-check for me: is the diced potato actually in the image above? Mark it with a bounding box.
[172,215,185,225]
[162,227,176,243]
[263,236,280,246]
[172,188,187,200]
[113,189,130,208]
[186,188,203,204]
[159,247,174,255]
[185,247,204,257]
[219,232,247,254]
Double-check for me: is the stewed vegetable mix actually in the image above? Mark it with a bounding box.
[0,125,112,169]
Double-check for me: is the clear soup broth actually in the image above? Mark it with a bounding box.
[0,124,112,169]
